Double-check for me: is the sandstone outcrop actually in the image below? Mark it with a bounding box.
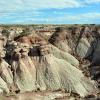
[0,45,13,94]
[9,35,100,97]
[0,25,100,99]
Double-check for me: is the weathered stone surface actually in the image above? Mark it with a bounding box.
[11,43,36,92]
[76,38,91,58]
[92,38,100,65]
[50,45,79,67]
[0,36,7,50]
[12,58,36,92]
[49,27,71,53]
[0,77,9,94]
[0,46,13,94]
[54,41,71,53]
[38,54,97,97]
[0,59,13,85]
[0,25,100,99]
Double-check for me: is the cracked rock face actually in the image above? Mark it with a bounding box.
[0,25,100,99]
[10,42,36,92]
[0,50,13,94]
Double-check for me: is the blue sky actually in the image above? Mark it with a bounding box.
[0,0,100,24]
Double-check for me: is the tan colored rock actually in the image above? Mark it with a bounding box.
[0,59,13,85]
[0,77,9,94]
[11,43,36,92]
[0,36,7,49]
[14,34,43,46]
[36,54,97,97]
[0,50,13,94]
[0,26,99,98]
[50,45,79,67]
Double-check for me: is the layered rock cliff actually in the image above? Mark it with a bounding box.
[0,25,100,99]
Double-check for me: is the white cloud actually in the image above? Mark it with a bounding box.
[67,12,100,21]
[0,0,100,13]
[85,0,100,4]
[0,0,82,12]
[0,0,100,24]
[35,12,100,24]
[0,0,100,12]
[20,0,83,9]
[0,12,100,24]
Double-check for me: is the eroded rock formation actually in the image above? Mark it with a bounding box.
[0,25,100,99]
